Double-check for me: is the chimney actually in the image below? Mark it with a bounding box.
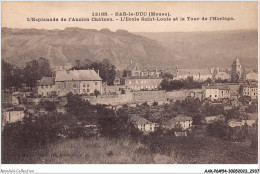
[97,70,99,75]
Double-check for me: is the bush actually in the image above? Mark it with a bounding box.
[206,121,228,139]
[152,101,158,106]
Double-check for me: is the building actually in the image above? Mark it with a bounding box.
[127,61,142,76]
[242,83,258,100]
[2,107,25,123]
[102,83,126,95]
[164,115,193,130]
[124,76,162,91]
[130,115,157,133]
[205,115,225,123]
[55,70,102,96]
[246,71,258,81]
[174,68,212,81]
[202,84,230,100]
[215,71,231,81]
[231,58,243,82]
[126,61,162,77]
[36,77,56,97]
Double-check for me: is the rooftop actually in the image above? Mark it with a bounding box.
[124,76,162,80]
[37,77,55,86]
[55,70,102,82]
[129,114,153,125]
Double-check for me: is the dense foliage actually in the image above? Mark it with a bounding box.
[160,76,210,91]
[72,58,116,85]
[2,58,52,91]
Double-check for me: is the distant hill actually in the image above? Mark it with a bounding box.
[2,28,257,69]
[136,30,258,69]
[1,27,175,68]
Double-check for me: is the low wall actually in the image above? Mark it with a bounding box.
[166,89,202,101]
[82,93,133,105]
[132,90,166,102]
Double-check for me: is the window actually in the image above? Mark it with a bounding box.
[209,95,211,97]
[83,89,86,93]
[215,95,217,97]
[73,84,77,88]
[41,86,43,89]
[50,85,52,88]
[150,124,152,131]
[87,89,89,92]
[83,83,86,87]
[95,82,98,85]
[87,83,89,87]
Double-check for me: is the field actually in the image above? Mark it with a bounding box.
[2,136,257,164]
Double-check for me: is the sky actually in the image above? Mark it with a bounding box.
[1,1,258,32]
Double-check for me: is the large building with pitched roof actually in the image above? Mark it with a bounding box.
[37,70,103,97]
[55,70,102,96]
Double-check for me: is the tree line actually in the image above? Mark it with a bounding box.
[2,57,117,93]
[2,57,52,92]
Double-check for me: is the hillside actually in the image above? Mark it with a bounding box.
[1,27,174,67]
[137,30,258,69]
[2,28,258,69]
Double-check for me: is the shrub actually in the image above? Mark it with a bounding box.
[206,121,228,139]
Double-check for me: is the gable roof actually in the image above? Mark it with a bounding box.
[37,77,55,86]
[178,69,212,76]
[130,115,153,125]
[170,115,193,122]
[55,70,102,82]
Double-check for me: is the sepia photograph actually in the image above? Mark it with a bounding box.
[0,1,259,173]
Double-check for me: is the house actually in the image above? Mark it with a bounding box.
[242,112,258,126]
[55,70,102,96]
[245,71,258,81]
[228,119,243,127]
[37,77,56,97]
[202,84,230,100]
[2,107,25,123]
[174,68,212,81]
[242,83,258,100]
[205,115,225,123]
[124,76,162,91]
[164,115,193,130]
[130,115,157,133]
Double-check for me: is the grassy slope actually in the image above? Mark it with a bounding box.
[2,136,257,164]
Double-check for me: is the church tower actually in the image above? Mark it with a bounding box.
[231,57,242,82]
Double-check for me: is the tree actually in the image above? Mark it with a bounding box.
[23,57,52,89]
[2,60,23,92]
[162,72,173,80]
[94,89,100,97]
[65,93,96,121]
[44,101,57,112]
[2,60,14,91]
